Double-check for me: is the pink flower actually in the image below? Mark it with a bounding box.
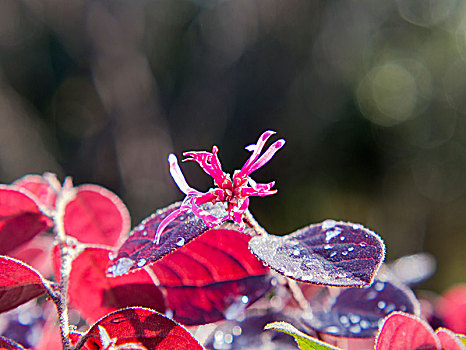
[154,130,285,244]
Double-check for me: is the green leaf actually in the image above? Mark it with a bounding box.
[264,322,342,350]
[457,333,466,347]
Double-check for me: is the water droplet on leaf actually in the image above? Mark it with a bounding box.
[325,228,342,241]
[349,324,361,334]
[322,219,337,230]
[137,258,147,267]
[112,257,134,276]
[375,282,385,291]
[176,237,185,246]
[377,301,386,309]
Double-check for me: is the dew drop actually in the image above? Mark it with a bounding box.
[179,215,185,221]
[324,244,332,249]
[165,309,173,319]
[385,303,396,314]
[112,258,134,276]
[359,242,367,247]
[142,231,148,236]
[349,324,361,334]
[224,333,233,344]
[137,258,147,267]
[360,320,371,329]
[232,326,242,336]
[366,290,378,300]
[352,224,361,230]
[322,219,337,230]
[330,251,337,258]
[176,237,185,247]
[293,249,300,256]
[342,251,348,256]
[339,315,350,325]
[348,247,354,252]
[224,297,248,320]
[214,330,225,348]
[349,313,361,324]
[340,236,345,241]
[326,228,343,241]
[136,224,145,231]
[377,301,386,309]
[324,326,339,334]
[374,282,385,291]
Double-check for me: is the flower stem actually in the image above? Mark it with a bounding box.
[49,177,76,350]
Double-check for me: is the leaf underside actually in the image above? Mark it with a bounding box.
[0,256,48,313]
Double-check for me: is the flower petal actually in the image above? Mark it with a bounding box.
[168,154,200,196]
[247,138,286,175]
[239,130,277,176]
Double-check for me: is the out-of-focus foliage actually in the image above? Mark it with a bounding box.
[0,0,464,291]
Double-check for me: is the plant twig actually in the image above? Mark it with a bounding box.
[50,177,77,350]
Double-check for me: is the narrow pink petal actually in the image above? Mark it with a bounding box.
[247,138,286,174]
[154,206,191,244]
[210,146,229,185]
[241,187,277,197]
[168,154,201,195]
[247,178,275,191]
[231,197,249,230]
[239,130,276,176]
[183,148,227,184]
[191,198,225,227]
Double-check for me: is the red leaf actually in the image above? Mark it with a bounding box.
[108,202,221,276]
[77,307,204,350]
[151,228,271,325]
[12,174,57,210]
[153,228,268,286]
[63,184,130,246]
[437,285,466,334]
[55,246,165,323]
[375,311,440,350]
[0,336,25,350]
[0,256,49,313]
[435,328,465,350]
[0,186,52,254]
[8,234,55,277]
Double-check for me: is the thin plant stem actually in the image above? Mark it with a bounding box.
[49,177,76,350]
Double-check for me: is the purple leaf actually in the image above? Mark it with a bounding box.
[249,220,385,286]
[108,201,227,276]
[204,312,304,350]
[302,278,420,338]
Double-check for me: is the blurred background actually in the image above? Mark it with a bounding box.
[0,0,464,292]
